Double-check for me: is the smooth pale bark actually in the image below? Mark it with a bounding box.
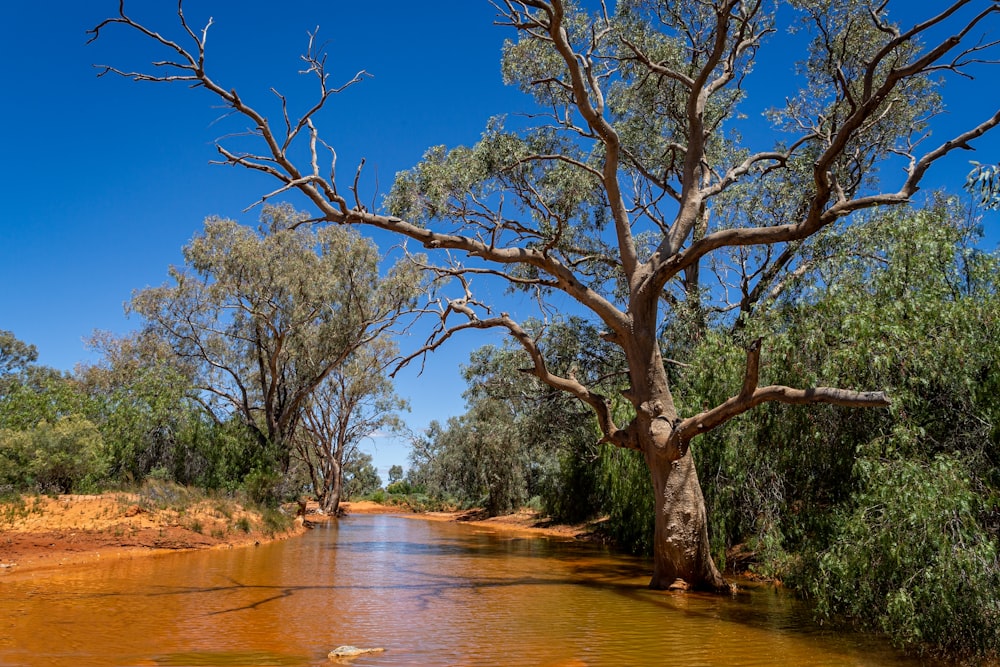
[645,451,728,591]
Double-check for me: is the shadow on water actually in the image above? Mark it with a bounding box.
[0,513,939,666]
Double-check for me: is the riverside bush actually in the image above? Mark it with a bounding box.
[800,453,999,657]
[0,416,107,494]
[597,446,654,556]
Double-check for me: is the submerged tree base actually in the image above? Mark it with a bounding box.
[647,453,729,593]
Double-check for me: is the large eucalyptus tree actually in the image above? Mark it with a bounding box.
[130,204,423,476]
[92,1,1000,590]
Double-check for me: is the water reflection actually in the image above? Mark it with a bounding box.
[0,514,938,666]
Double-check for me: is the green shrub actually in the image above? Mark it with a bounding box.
[800,453,1000,658]
[243,467,282,507]
[139,478,195,510]
[386,480,411,495]
[540,441,602,524]
[260,506,291,535]
[0,416,107,494]
[596,445,654,556]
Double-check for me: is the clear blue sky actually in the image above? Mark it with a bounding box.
[1,2,997,476]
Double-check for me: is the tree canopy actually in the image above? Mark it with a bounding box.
[130,204,423,476]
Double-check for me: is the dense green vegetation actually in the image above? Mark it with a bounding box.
[407,203,1000,659]
[2,196,995,662]
[0,332,390,507]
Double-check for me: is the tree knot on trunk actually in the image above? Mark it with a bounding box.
[639,399,665,418]
[648,416,685,461]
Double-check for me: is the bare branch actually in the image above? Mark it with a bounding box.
[673,341,890,446]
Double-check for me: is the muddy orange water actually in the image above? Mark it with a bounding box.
[1,514,935,666]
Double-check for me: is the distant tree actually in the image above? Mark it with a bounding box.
[342,451,382,498]
[76,330,197,483]
[388,465,404,485]
[0,329,37,379]
[93,1,1000,590]
[294,338,408,514]
[130,204,423,486]
[458,318,616,518]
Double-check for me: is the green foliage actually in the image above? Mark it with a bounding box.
[673,203,1000,656]
[596,445,655,556]
[342,451,382,499]
[242,467,283,507]
[966,162,1000,211]
[388,465,404,484]
[90,3,1000,658]
[539,440,602,525]
[0,416,107,494]
[259,506,292,535]
[407,318,615,518]
[0,329,37,379]
[130,203,424,474]
[77,330,198,484]
[0,369,94,431]
[805,454,999,657]
[385,479,411,495]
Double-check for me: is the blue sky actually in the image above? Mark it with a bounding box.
[1,1,998,476]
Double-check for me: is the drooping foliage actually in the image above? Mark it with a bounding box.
[413,200,1000,655]
[676,202,1000,656]
[130,204,423,483]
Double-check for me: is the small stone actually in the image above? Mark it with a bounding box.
[667,578,690,591]
[328,646,386,658]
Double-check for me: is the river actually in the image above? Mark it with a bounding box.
[0,514,937,666]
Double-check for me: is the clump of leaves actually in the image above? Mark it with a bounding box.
[801,453,1000,658]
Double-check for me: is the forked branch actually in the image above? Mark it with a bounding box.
[672,340,890,446]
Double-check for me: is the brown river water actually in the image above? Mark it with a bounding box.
[0,514,940,666]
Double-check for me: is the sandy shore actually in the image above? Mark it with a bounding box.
[341,501,605,540]
[0,493,305,581]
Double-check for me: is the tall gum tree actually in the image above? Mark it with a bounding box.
[129,204,424,477]
[295,337,408,515]
[91,0,1000,590]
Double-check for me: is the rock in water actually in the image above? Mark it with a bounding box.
[328,646,386,658]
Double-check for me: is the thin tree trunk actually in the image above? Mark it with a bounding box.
[645,450,729,592]
[320,459,343,515]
